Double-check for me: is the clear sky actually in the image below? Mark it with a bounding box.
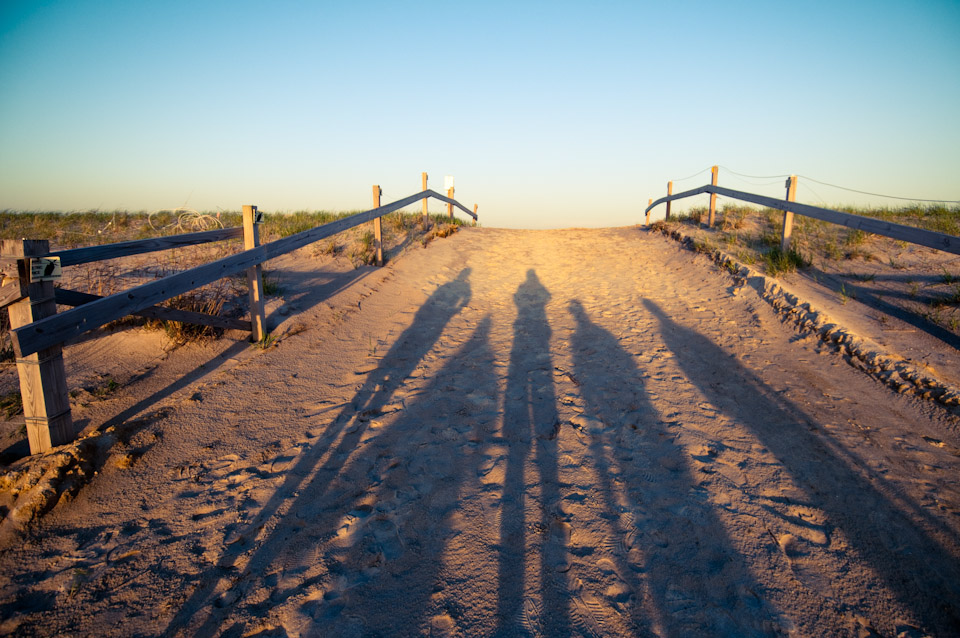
[2,0,958,229]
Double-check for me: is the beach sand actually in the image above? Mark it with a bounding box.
[1,226,959,637]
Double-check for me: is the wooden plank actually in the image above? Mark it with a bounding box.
[426,189,477,220]
[54,288,251,331]
[707,185,960,255]
[0,281,25,307]
[12,189,471,357]
[666,181,673,220]
[6,239,73,454]
[781,176,797,251]
[643,184,960,256]
[47,227,244,267]
[243,205,266,342]
[645,185,712,212]
[422,172,429,225]
[373,186,383,266]
[706,165,718,227]
[0,257,20,277]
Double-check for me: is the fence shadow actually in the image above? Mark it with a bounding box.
[164,268,472,636]
[797,265,960,350]
[495,269,569,636]
[643,298,960,633]
[569,299,778,636]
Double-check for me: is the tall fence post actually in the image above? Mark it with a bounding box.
[447,187,454,220]
[666,181,673,220]
[473,204,478,220]
[242,205,266,343]
[646,198,652,226]
[2,239,73,454]
[372,185,383,266]
[706,165,718,227]
[421,172,429,227]
[781,175,798,252]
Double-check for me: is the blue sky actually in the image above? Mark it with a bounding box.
[1,1,958,228]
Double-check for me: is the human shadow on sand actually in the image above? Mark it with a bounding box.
[495,269,570,637]
[278,315,500,636]
[569,299,780,636]
[643,298,960,634]
[164,268,473,636]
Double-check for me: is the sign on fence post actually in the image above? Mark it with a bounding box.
[243,205,267,343]
[372,185,383,266]
[781,176,798,252]
[706,166,719,227]
[666,181,673,220]
[2,239,73,454]
[421,172,429,227]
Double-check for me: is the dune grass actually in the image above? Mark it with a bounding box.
[0,208,469,357]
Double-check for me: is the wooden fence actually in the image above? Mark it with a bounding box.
[644,166,960,256]
[1,185,478,455]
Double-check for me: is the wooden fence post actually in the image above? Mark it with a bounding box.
[706,165,718,227]
[646,199,652,226]
[421,172,429,227]
[242,205,266,343]
[666,181,673,220]
[781,175,798,252]
[473,204,478,220]
[372,185,383,266]
[447,187,454,220]
[2,239,73,454]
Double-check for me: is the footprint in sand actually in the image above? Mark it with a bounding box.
[778,533,834,596]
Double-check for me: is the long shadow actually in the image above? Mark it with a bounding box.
[644,298,960,633]
[263,263,375,329]
[569,300,777,636]
[495,270,570,637]
[164,268,472,635]
[797,266,960,350]
[268,315,500,635]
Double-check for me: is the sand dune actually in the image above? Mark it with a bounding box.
[1,226,959,637]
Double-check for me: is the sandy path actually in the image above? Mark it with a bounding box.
[2,227,960,637]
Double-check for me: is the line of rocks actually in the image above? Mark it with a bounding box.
[652,226,960,412]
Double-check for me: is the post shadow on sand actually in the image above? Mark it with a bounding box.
[495,269,570,637]
[642,298,960,634]
[568,299,777,636]
[165,268,473,636]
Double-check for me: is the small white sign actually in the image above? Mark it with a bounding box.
[444,175,455,191]
[30,257,62,282]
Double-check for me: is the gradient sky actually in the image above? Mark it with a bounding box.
[1,0,958,228]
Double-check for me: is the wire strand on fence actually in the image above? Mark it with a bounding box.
[719,166,790,180]
[672,166,713,182]
[796,175,960,204]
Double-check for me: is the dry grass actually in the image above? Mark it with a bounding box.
[652,203,960,337]
[0,209,467,352]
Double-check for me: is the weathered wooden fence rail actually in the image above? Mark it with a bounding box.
[1,184,478,454]
[644,167,960,256]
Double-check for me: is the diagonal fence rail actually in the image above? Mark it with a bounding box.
[644,171,960,256]
[1,185,477,454]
